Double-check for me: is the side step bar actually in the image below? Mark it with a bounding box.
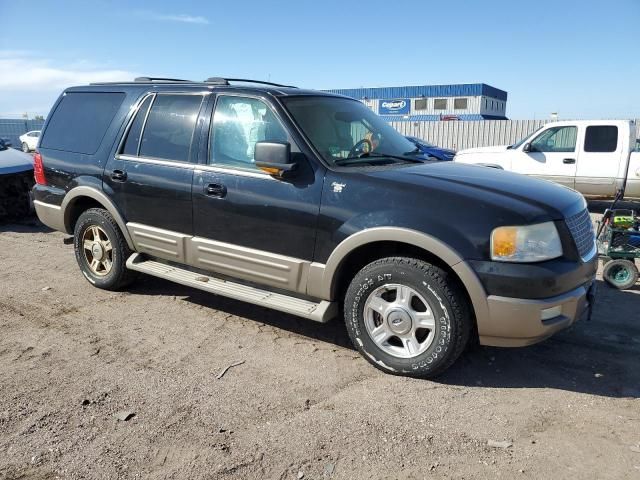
[126,253,337,323]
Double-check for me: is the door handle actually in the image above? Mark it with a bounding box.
[205,183,227,198]
[563,158,576,164]
[111,169,127,181]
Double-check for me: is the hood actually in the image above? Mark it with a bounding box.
[367,161,584,222]
[0,148,34,175]
[456,145,510,155]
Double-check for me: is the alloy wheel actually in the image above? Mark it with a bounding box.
[363,283,437,359]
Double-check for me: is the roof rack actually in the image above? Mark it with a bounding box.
[204,77,297,88]
[134,77,192,83]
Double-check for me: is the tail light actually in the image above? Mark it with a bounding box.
[33,152,46,185]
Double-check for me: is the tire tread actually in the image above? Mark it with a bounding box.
[344,256,472,378]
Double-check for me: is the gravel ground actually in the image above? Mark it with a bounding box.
[1,210,639,480]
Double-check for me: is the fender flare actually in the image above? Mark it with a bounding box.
[61,186,135,249]
[306,227,489,326]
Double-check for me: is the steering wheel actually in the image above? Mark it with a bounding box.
[348,138,372,158]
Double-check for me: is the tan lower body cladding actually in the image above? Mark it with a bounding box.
[126,223,311,294]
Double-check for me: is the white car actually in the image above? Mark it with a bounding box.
[455,120,640,199]
[18,130,41,152]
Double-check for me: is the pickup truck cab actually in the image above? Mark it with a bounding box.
[33,77,597,377]
[455,120,640,199]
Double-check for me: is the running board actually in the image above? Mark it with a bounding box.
[126,253,337,323]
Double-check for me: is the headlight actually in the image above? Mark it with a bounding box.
[491,222,562,262]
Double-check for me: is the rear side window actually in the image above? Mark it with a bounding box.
[138,94,203,162]
[40,92,125,154]
[584,126,618,153]
[121,95,153,156]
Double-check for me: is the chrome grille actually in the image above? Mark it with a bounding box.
[565,209,596,259]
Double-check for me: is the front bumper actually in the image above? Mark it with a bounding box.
[478,281,595,347]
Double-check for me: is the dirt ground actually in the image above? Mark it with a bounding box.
[1,207,639,480]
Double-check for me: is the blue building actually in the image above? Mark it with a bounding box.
[324,83,508,121]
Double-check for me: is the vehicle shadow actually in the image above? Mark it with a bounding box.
[441,278,640,398]
[128,275,354,350]
[0,217,53,233]
[129,275,640,399]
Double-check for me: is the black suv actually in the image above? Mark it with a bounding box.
[33,77,597,377]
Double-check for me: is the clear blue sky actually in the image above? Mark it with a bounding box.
[1,0,639,119]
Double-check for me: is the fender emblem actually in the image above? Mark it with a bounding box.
[332,182,346,193]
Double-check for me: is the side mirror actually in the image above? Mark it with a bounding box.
[522,143,531,153]
[254,142,296,177]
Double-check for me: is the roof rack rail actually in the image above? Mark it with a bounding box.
[204,77,297,88]
[134,77,192,83]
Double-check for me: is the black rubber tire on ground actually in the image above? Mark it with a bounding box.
[22,142,30,153]
[602,259,638,290]
[344,257,472,378]
[73,208,137,291]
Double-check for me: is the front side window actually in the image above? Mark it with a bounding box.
[434,99,447,110]
[210,96,289,170]
[282,96,417,168]
[138,94,203,162]
[530,126,577,153]
[584,126,618,153]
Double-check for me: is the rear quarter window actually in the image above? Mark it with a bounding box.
[584,125,618,153]
[40,92,125,154]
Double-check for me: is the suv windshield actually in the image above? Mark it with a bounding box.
[282,96,419,167]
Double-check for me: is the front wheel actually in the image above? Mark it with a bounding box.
[603,259,638,290]
[22,142,30,153]
[344,257,472,378]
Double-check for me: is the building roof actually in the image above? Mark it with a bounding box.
[324,83,508,102]
[379,114,508,122]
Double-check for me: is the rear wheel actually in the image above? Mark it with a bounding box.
[603,259,638,290]
[74,208,137,290]
[344,257,472,378]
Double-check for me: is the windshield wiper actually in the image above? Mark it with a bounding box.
[335,152,422,166]
[403,147,422,155]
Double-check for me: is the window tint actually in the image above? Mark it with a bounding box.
[415,98,428,110]
[40,92,125,154]
[454,98,468,110]
[121,95,153,156]
[139,94,203,162]
[210,96,289,170]
[584,126,618,153]
[433,99,447,110]
[530,126,577,153]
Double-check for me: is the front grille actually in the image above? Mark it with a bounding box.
[565,209,596,259]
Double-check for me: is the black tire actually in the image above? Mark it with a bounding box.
[73,208,137,290]
[602,259,638,290]
[344,257,472,378]
[22,142,29,153]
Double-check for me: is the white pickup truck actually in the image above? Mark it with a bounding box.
[454,120,640,199]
